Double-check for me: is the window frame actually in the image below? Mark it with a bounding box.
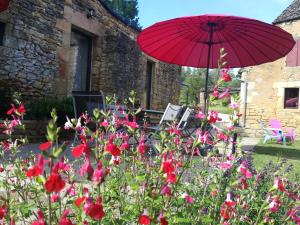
[284,87,299,109]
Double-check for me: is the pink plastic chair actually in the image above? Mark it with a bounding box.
[269,119,295,144]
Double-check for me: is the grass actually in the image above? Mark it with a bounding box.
[209,105,232,114]
[253,141,300,182]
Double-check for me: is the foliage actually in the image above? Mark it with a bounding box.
[180,67,241,107]
[25,97,74,122]
[102,0,140,28]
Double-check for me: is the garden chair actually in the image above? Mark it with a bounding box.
[177,107,198,137]
[269,119,295,144]
[148,103,182,130]
[72,91,106,118]
[258,120,286,145]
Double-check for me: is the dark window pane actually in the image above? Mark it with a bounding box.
[284,88,299,109]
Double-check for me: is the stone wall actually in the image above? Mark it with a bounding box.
[240,20,300,139]
[0,0,181,111]
[0,0,64,99]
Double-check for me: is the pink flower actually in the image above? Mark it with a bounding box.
[52,157,70,173]
[182,193,194,204]
[238,163,252,179]
[79,156,94,178]
[92,162,104,184]
[100,119,109,127]
[195,112,205,119]
[125,115,139,129]
[269,196,281,213]
[213,85,219,97]
[31,210,45,225]
[160,184,172,196]
[51,193,60,203]
[219,88,230,99]
[218,162,232,170]
[229,101,239,109]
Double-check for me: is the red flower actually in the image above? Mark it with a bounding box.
[45,173,66,193]
[160,217,168,225]
[183,193,194,204]
[105,143,121,157]
[39,141,51,151]
[7,103,26,116]
[269,196,281,213]
[138,140,147,155]
[75,197,86,207]
[59,210,75,225]
[162,161,175,174]
[26,155,44,178]
[166,173,176,184]
[274,177,285,192]
[83,197,105,221]
[31,210,45,225]
[0,205,7,219]
[72,143,90,158]
[221,68,232,82]
[139,214,151,225]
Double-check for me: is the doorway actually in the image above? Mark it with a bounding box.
[70,29,92,92]
[146,61,154,109]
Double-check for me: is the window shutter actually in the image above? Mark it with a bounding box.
[286,39,298,67]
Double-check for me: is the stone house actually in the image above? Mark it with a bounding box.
[240,0,300,139]
[0,0,181,111]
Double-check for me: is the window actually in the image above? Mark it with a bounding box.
[0,22,5,46]
[284,88,299,109]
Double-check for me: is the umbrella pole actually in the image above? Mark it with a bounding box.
[203,24,214,114]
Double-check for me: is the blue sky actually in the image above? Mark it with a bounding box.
[138,0,294,28]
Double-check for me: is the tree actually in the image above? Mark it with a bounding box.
[102,0,140,28]
[180,67,240,106]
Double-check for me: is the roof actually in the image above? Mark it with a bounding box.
[98,0,141,31]
[273,0,300,24]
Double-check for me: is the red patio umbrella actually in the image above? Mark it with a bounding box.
[0,0,10,12]
[137,14,295,113]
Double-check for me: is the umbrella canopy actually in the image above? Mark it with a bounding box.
[137,14,295,113]
[137,14,295,69]
[0,0,10,12]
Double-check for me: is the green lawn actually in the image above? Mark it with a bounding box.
[253,141,300,182]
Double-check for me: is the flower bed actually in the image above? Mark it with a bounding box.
[0,53,298,225]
